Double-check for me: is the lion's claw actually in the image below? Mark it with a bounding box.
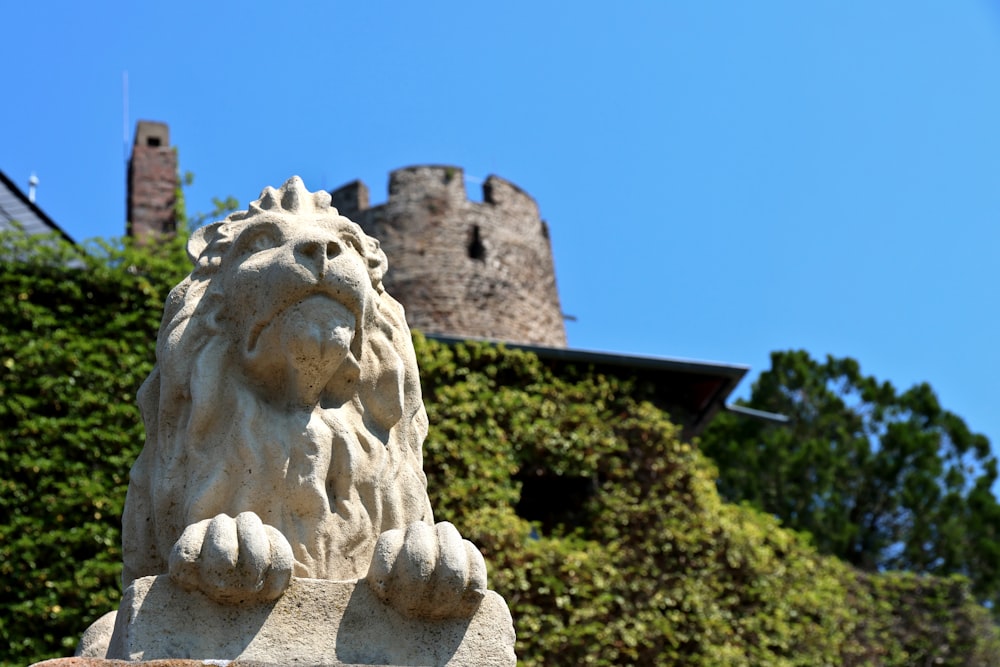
[366,521,487,619]
[169,512,294,603]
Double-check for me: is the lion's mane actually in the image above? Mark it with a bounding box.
[121,178,433,588]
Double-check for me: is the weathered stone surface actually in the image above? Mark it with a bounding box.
[78,177,514,665]
[35,660,249,667]
[103,575,514,665]
[76,611,116,658]
[36,660,375,667]
[332,165,567,347]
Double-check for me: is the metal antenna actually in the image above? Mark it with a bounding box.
[123,70,130,228]
[122,71,130,163]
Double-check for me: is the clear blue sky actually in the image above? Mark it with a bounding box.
[4,2,1000,458]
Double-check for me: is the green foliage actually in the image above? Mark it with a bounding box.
[0,227,189,663]
[700,350,1000,609]
[1,232,996,666]
[416,337,1000,666]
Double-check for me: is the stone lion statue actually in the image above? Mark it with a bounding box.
[119,176,486,617]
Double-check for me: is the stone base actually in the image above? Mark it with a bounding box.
[37,661,368,667]
[104,575,515,666]
[35,660,384,667]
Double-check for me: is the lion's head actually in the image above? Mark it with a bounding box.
[122,177,433,587]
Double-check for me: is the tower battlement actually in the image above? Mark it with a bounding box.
[332,165,541,228]
[331,165,565,347]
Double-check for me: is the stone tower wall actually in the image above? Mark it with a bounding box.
[127,121,177,243]
[332,165,567,347]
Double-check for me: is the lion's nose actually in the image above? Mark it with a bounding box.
[295,238,342,278]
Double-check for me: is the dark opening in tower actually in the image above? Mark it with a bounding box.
[468,224,486,261]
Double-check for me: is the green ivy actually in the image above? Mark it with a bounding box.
[1,228,997,666]
[414,335,1000,666]
[0,228,188,663]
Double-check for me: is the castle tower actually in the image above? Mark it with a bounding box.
[332,165,567,347]
[127,121,177,243]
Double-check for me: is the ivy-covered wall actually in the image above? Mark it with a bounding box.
[1,230,998,666]
[0,231,189,663]
[417,338,1000,666]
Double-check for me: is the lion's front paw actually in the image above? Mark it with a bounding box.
[366,521,487,620]
[169,511,294,604]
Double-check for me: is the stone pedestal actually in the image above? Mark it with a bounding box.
[105,575,515,666]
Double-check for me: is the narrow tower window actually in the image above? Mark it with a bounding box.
[468,225,486,261]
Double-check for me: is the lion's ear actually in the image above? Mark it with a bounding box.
[187,222,224,264]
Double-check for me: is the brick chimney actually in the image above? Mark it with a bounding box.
[127,121,178,243]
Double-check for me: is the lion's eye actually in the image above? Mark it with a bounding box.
[249,234,276,253]
[240,227,283,256]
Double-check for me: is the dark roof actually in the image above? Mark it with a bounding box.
[425,334,748,438]
[0,169,74,243]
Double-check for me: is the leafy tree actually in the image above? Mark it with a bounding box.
[700,349,1000,608]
